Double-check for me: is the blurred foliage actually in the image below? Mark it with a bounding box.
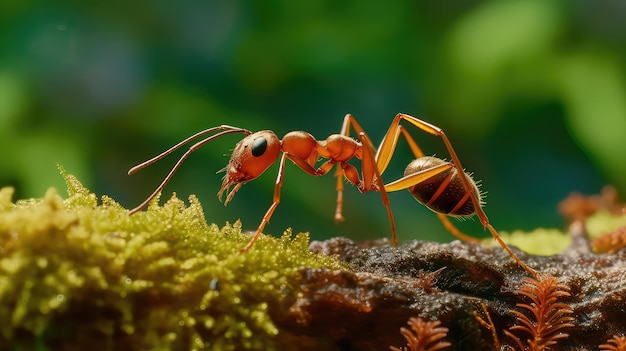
[494,228,571,256]
[1,0,625,243]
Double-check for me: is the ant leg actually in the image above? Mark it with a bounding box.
[340,114,422,174]
[392,113,537,275]
[240,151,340,252]
[332,114,367,224]
[436,214,480,243]
[375,118,423,173]
[379,124,480,243]
[391,113,485,226]
[487,223,537,275]
[334,166,346,222]
[332,114,399,244]
[384,163,453,191]
[381,160,479,243]
[372,113,476,243]
[240,153,288,252]
[356,131,398,246]
[332,115,360,221]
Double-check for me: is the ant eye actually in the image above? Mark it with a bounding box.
[251,137,267,157]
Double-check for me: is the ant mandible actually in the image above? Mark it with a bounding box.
[128,113,536,275]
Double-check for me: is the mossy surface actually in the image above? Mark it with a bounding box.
[0,169,343,350]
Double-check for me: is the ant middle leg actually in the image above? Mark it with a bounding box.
[334,114,399,245]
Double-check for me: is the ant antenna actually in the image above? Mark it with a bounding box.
[128,125,251,214]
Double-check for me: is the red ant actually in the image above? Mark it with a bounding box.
[128,113,536,275]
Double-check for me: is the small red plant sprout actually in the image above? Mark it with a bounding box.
[390,317,451,351]
[600,335,626,351]
[592,226,626,254]
[504,275,575,351]
[473,303,501,350]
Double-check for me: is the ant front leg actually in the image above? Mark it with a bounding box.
[240,148,332,252]
[240,153,288,252]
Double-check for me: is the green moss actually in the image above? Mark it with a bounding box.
[0,168,343,350]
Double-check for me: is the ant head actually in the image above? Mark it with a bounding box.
[218,130,281,204]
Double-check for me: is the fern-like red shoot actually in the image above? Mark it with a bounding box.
[504,275,575,351]
[390,317,451,351]
[600,335,626,351]
[473,303,501,350]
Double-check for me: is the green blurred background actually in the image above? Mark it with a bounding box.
[2,0,625,243]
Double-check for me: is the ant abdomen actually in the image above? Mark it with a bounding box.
[404,156,481,217]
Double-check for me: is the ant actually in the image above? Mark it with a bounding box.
[128,113,536,275]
